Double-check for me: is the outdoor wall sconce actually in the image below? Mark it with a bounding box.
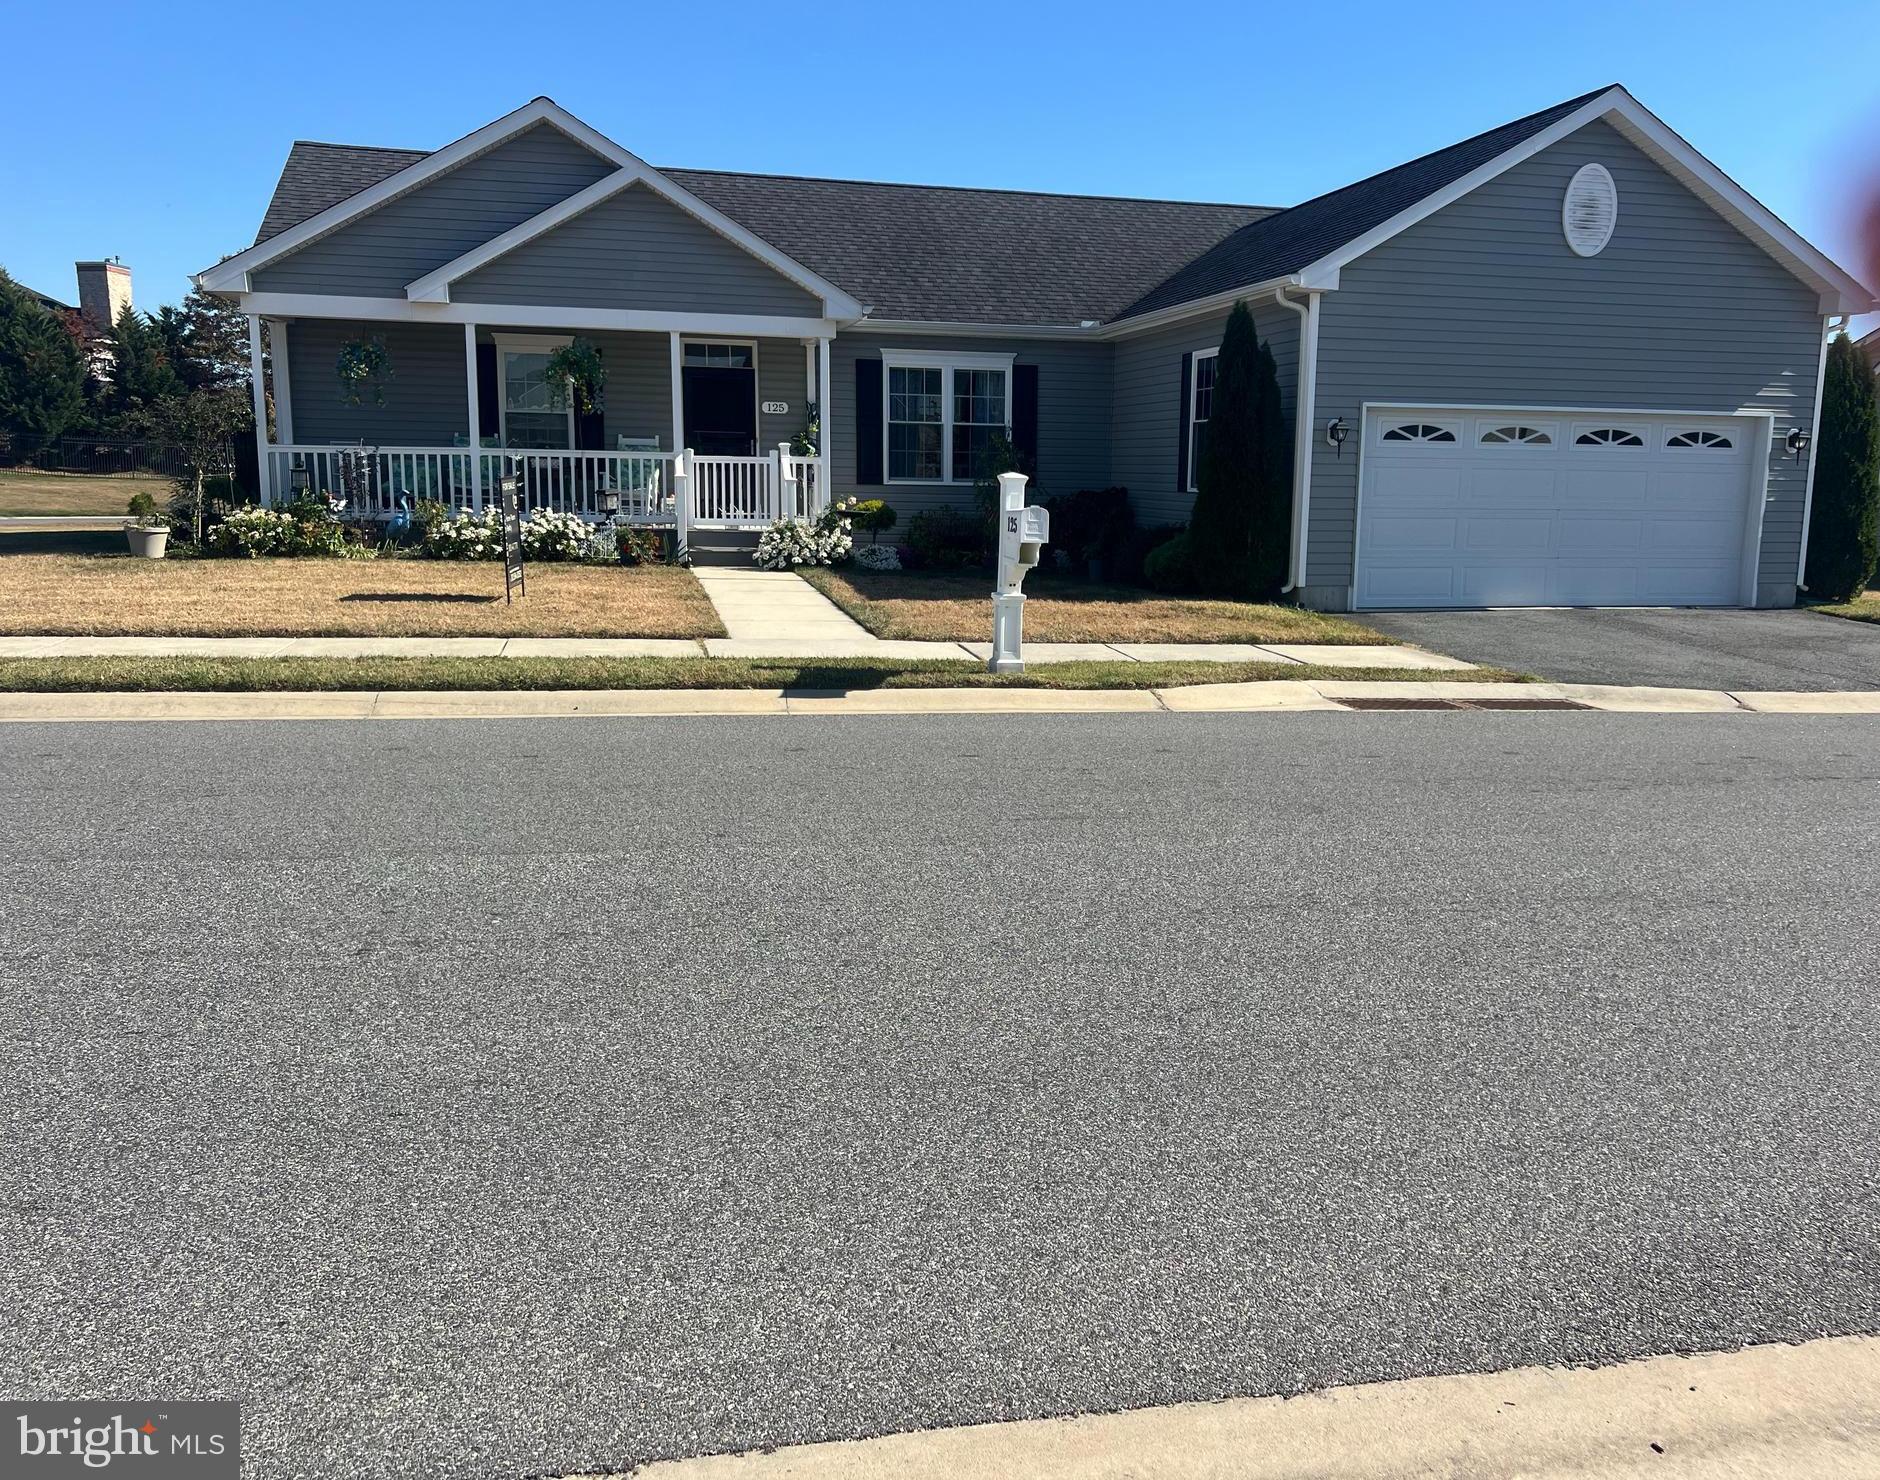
[1785,427,1811,462]
[1325,417,1350,456]
[598,488,621,517]
[290,464,310,494]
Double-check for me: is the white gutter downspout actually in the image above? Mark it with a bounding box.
[1795,312,1850,591]
[1272,284,1320,594]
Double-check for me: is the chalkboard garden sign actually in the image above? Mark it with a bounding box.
[500,472,525,602]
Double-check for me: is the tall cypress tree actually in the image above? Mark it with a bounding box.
[1187,300,1262,597]
[1804,332,1879,602]
[1249,339,1290,598]
[104,305,184,421]
[0,269,86,443]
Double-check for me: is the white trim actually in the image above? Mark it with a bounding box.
[1184,347,1219,495]
[668,331,683,457]
[1351,400,1776,609]
[1795,315,1838,590]
[232,292,838,340]
[1299,88,1873,313]
[197,97,864,317]
[679,338,761,456]
[861,317,1102,341]
[247,316,271,504]
[463,323,483,506]
[1273,286,1320,593]
[878,349,1016,485]
[1103,276,1330,339]
[491,333,575,450]
[265,318,294,446]
[817,336,833,464]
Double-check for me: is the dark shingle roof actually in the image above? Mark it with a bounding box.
[247,87,1617,326]
[255,141,427,244]
[1113,86,1615,321]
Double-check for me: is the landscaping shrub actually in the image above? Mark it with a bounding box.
[1047,486,1136,578]
[424,509,504,561]
[1115,522,1186,588]
[210,504,352,558]
[1143,531,1198,593]
[851,498,898,543]
[1185,300,1289,599]
[519,508,589,562]
[754,497,858,569]
[615,526,670,565]
[903,508,987,570]
[1804,332,1880,602]
[853,543,902,571]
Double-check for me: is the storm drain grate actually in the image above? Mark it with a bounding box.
[1337,695,1590,712]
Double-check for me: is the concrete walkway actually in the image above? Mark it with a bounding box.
[609,1335,1880,1480]
[690,567,876,645]
[3,680,1879,724]
[0,633,1474,668]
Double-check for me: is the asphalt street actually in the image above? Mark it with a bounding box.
[1361,605,1880,690]
[3,711,1878,1479]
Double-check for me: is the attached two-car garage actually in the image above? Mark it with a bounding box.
[1352,407,1765,610]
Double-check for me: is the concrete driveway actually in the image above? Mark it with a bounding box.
[1359,606,1880,690]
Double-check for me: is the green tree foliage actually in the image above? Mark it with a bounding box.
[151,287,251,395]
[104,304,184,419]
[1804,332,1880,602]
[1148,301,1291,598]
[0,268,87,442]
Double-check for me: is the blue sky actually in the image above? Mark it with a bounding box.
[4,0,1878,331]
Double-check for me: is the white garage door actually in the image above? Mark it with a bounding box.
[1354,409,1762,609]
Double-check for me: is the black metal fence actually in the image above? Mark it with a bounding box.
[0,432,254,492]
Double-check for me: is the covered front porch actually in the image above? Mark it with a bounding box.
[247,312,833,537]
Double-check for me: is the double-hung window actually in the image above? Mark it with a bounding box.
[1187,348,1217,493]
[493,333,574,450]
[882,351,1015,483]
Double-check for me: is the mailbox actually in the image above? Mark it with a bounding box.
[988,471,1049,673]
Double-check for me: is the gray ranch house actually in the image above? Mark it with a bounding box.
[197,85,1874,611]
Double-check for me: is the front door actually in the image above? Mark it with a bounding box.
[681,342,757,455]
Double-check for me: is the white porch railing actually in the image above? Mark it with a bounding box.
[265,443,831,541]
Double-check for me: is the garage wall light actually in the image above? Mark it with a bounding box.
[1325,417,1350,457]
[1785,427,1811,462]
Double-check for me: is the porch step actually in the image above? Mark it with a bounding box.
[687,530,762,566]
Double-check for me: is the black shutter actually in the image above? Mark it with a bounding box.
[855,356,883,485]
[1012,363,1039,481]
[1175,352,1192,494]
[476,344,500,441]
[574,347,604,450]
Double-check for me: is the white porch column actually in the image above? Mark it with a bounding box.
[266,319,294,446]
[247,315,272,505]
[817,335,833,502]
[464,323,482,510]
[803,342,815,413]
[668,330,684,455]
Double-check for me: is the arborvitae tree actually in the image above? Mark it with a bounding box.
[1804,332,1879,602]
[1248,339,1290,598]
[104,304,184,421]
[0,268,86,443]
[1186,300,1262,596]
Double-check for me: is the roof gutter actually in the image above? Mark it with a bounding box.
[1272,283,1320,595]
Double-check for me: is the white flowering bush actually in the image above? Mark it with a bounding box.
[519,507,589,562]
[853,542,901,571]
[211,507,301,557]
[424,509,503,561]
[753,497,858,570]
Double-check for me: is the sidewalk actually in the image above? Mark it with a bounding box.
[610,1335,1880,1480]
[0,633,1475,668]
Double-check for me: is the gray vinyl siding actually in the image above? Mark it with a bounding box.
[1108,303,1299,528]
[1305,118,1823,609]
[252,125,614,297]
[284,319,467,445]
[455,184,822,317]
[827,334,1112,517]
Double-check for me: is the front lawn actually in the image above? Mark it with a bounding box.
[0,554,724,638]
[1812,591,1880,625]
[800,567,1388,645]
[0,655,1524,693]
[0,469,161,518]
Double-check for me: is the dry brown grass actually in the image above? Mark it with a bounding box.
[0,554,725,638]
[0,470,162,518]
[800,567,1389,644]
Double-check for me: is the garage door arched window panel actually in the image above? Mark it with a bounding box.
[1480,424,1552,446]
[1574,426,1645,448]
[1667,430,1734,449]
[1380,421,1457,444]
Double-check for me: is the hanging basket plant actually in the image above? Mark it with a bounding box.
[545,339,607,414]
[336,336,394,407]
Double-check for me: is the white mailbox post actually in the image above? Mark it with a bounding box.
[989,470,1049,674]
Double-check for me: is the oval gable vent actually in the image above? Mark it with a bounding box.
[1563,163,1618,257]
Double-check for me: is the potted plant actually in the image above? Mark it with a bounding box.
[125,492,170,558]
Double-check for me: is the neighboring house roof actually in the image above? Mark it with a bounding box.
[1858,325,1880,366]
[1112,86,1613,321]
[22,282,72,314]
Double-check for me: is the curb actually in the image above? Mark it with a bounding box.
[2,680,1879,723]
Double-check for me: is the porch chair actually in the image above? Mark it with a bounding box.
[613,434,665,517]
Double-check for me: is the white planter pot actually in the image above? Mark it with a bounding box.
[126,525,169,559]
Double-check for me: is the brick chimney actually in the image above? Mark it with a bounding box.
[74,259,132,334]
